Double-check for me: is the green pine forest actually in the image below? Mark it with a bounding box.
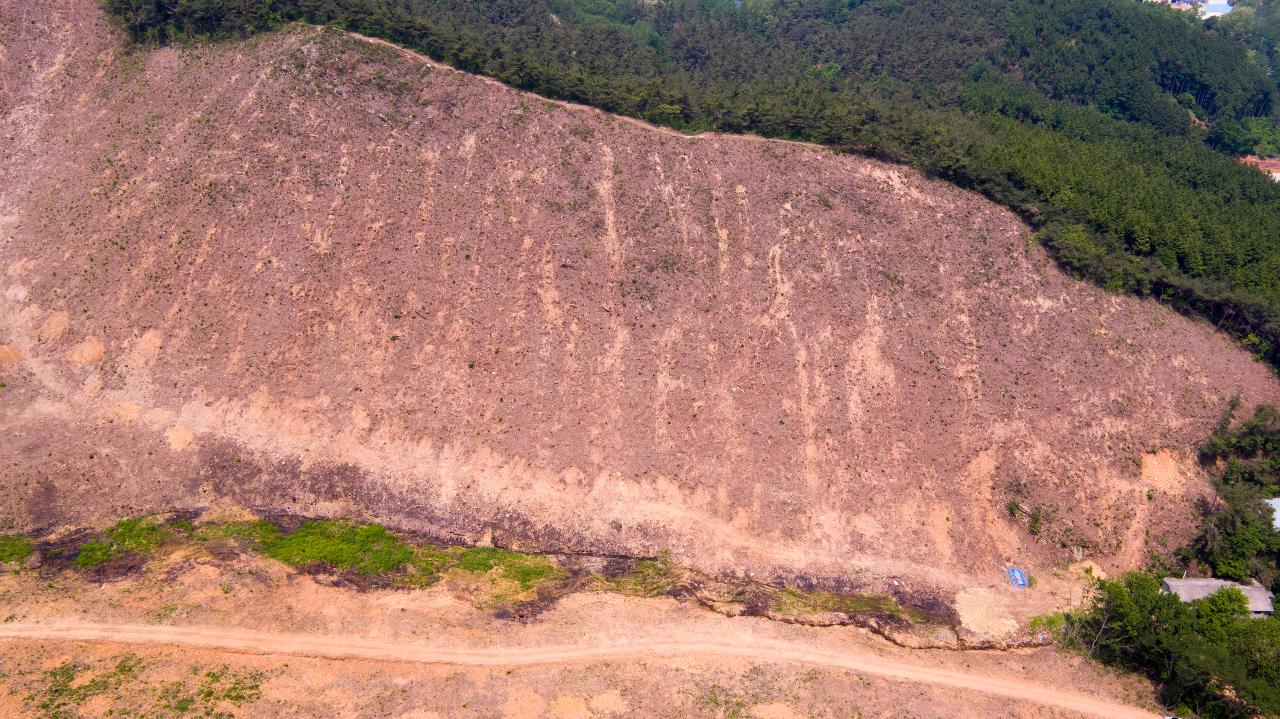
[104,0,1280,367]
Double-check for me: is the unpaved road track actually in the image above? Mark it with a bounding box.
[0,621,1158,718]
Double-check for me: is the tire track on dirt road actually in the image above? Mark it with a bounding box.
[0,621,1159,718]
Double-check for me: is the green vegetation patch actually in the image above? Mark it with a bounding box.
[1201,401,1280,494]
[155,665,263,717]
[770,587,914,621]
[74,517,168,568]
[28,655,143,719]
[256,520,414,575]
[191,519,564,590]
[18,513,937,628]
[1028,611,1068,641]
[606,556,683,597]
[193,519,281,544]
[453,546,559,588]
[404,545,562,590]
[0,535,32,565]
[73,540,116,568]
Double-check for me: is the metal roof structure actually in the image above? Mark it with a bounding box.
[1161,578,1274,614]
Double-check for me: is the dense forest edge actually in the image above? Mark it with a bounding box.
[1061,402,1280,719]
[1187,400,1280,587]
[99,0,1280,369]
[1067,573,1279,718]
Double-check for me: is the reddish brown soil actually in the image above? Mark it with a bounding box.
[0,637,1153,719]
[1,0,1277,622]
[0,549,1163,718]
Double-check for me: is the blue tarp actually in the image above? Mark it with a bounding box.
[1009,567,1028,589]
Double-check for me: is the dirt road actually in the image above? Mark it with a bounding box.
[0,621,1158,718]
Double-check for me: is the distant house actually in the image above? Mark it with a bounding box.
[1266,498,1280,530]
[1149,0,1206,11]
[1202,2,1234,17]
[1238,155,1280,181]
[1161,578,1274,617]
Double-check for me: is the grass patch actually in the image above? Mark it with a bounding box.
[106,518,166,553]
[169,518,196,535]
[0,535,32,565]
[400,545,563,592]
[1028,611,1068,639]
[194,520,281,544]
[73,540,115,568]
[190,519,562,590]
[408,546,452,578]
[156,665,263,716]
[27,655,143,719]
[770,588,910,620]
[22,654,260,719]
[454,546,559,589]
[74,518,167,568]
[257,520,414,575]
[607,556,682,596]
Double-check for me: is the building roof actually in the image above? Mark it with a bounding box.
[1267,498,1280,531]
[1162,578,1274,613]
[1239,155,1280,171]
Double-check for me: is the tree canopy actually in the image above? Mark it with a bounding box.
[1187,401,1280,588]
[1073,572,1280,717]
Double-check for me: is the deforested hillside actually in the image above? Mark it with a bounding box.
[99,0,1280,367]
[1,0,1277,628]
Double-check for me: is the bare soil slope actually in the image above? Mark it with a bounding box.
[1,0,1276,609]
